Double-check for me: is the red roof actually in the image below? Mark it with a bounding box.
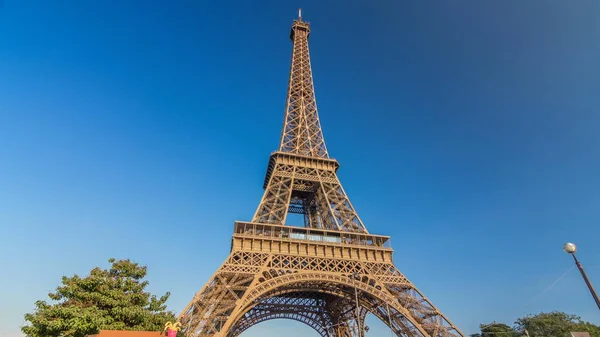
[88,330,164,337]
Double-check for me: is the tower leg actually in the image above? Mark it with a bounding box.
[179,252,267,337]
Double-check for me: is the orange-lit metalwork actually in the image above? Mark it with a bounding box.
[179,11,465,337]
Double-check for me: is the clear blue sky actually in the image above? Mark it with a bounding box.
[1,1,599,336]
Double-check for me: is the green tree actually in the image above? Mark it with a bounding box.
[470,322,520,337]
[577,322,600,337]
[22,258,176,337]
[514,311,600,337]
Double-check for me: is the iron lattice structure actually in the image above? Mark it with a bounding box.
[179,11,465,337]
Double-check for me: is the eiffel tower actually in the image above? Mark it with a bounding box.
[179,10,465,337]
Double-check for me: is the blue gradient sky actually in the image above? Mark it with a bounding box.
[1,1,600,336]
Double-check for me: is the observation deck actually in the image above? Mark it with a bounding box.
[263,151,340,189]
[231,221,394,263]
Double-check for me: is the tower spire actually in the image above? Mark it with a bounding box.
[279,9,328,158]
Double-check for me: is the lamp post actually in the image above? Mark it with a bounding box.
[563,242,600,311]
[352,272,364,337]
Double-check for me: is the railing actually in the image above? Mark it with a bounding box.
[233,221,392,249]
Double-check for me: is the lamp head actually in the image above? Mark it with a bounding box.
[563,242,577,254]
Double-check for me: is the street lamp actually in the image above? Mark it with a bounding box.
[351,272,364,337]
[563,242,600,311]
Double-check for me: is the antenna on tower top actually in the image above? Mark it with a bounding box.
[298,8,302,21]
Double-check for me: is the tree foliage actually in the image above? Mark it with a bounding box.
[22,258,176,337]
[472,311,600,337]
[515,311,600,337]
[470,322,520,337]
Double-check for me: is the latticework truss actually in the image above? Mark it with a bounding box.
[252,154,367,233]
[279,16,328,158]
[180,247,464,337]
[179,11,465,337]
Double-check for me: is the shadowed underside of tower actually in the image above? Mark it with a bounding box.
[178,10,466,337]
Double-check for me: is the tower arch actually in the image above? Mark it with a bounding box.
[224,273,426,337]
